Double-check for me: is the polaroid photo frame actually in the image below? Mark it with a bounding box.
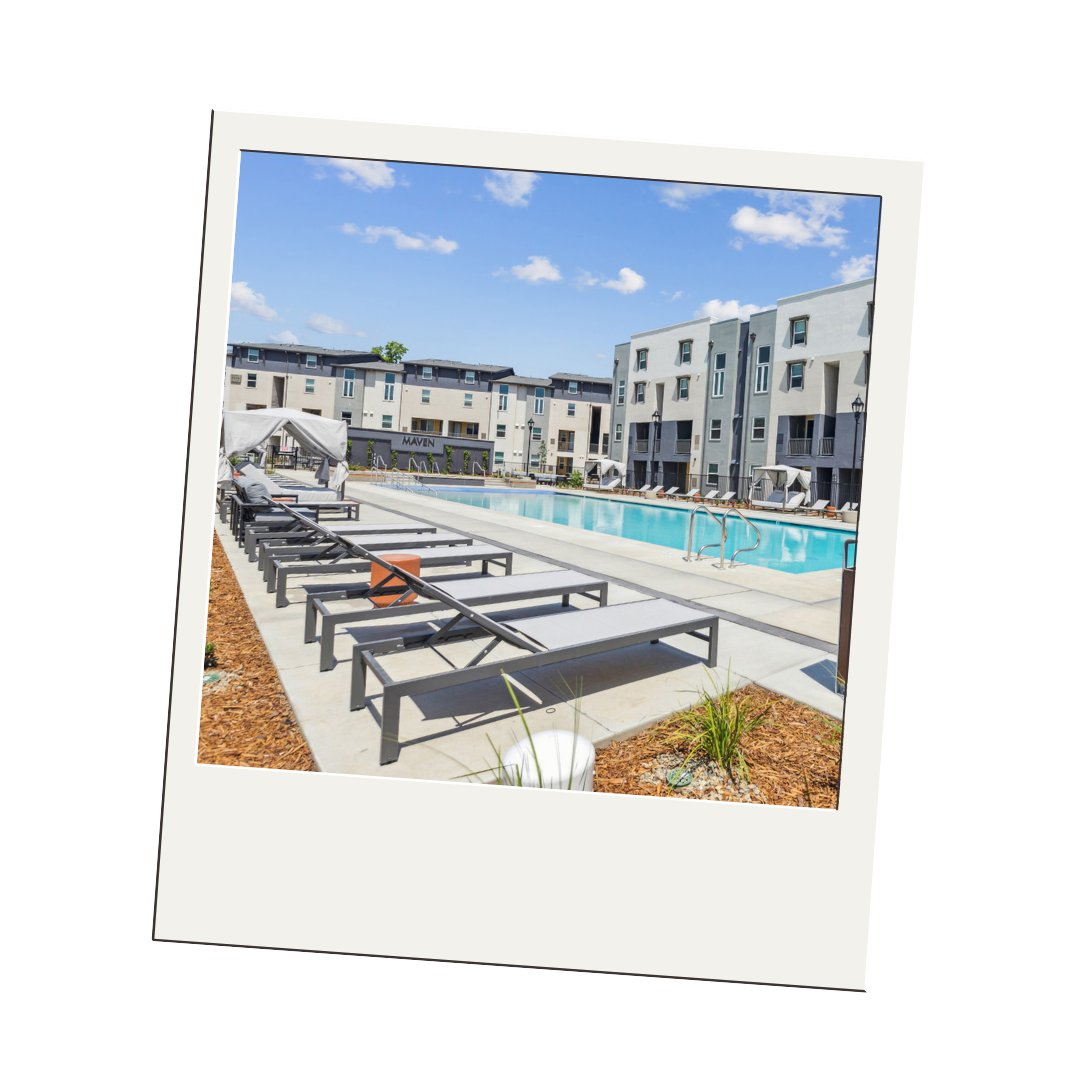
[155,111,921,989]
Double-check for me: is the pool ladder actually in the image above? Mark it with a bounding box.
[684,503,762,569]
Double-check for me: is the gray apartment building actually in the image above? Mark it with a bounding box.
[608,276,874,501]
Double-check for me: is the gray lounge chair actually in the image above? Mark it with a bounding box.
[308,568,610,671]
[352,593,720,764]
[659,486,680,497]
[802,498,830,515]
[675,488,700,502]
[714,491,736,505]
[698,490,719,503]
[264,531,474,590]
[249,521,438,563]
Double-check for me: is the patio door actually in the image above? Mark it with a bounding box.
[556,455,573,476]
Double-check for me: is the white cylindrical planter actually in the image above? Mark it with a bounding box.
[841,509,858,524]
[500,730,595,790]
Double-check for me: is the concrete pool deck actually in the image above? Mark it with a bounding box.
[213,473,847,783]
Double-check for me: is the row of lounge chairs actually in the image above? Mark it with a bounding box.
[221,478,720,767]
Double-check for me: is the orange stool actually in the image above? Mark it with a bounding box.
[369,553,422,608]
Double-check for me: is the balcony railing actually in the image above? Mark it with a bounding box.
[634,439,649,454]
[787,438,812,456]
[674,439,692,454]
[588,442,600,455]
[818,437,834,457]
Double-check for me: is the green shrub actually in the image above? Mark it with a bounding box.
[462,449,471,475]
[567,471,583,488]
[426,452,435,473]
[366,440,374,468]
[204,643,218,670]
[391,449,398,470]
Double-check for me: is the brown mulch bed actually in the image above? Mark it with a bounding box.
[594,685,841,808]
[199,531,317,771]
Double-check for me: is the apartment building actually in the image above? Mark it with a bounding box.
[768,277,874,505]
[608,277,874,498]
[225,344,611,474]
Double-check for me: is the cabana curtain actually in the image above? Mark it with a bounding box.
[221,408,348,461]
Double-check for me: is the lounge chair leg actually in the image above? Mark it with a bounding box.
[599,582,609,607]
[350,646,366,709]
[380,690,402,765]
[562,594,570,607]
[319,616,337,672]
[708,623,719,668]
[650,639,660,645]
[304,596,318,643]
[276,569,289,608]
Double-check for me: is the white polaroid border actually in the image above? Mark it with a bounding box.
[154,111,921,989]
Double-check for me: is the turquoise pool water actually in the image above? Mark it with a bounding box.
[421,488,848,573]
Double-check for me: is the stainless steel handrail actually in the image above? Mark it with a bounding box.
[683,503,762,568]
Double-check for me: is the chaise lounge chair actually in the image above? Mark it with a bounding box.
[675,488,701,502]
[307,568,611,671]
[350,581,720,764]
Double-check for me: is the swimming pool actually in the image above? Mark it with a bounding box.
[418,488,849,573]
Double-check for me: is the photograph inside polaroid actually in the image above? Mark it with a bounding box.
[207,151,880,808]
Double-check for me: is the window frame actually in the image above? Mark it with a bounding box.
[246,348,259,364]
[305,354,318,368]
[533,387,545,415]
[614,423,623,442]
[677,376,689,401]
[567,380,579,395]
[755,348,771,395]
[381,415,393,429]
[679,340,692,365]
[636,349,648,371]
[464,369,476,384]
[634,382,645,404]
[304,377,315,394]
[422,365,433,380]
[566,401,576,417]
[246,372,257,389]
[712,353,726,397]
[341,410,352,426]
[617,379,625,406]
[789,362,804,390]
[421,388,431,404]
[383,372,395,401]
[463,392,473,408]
[751,416,766,441]
[496,423,506,439]
[709,418,722,441]
[342,368,355,397]
[790,317,808,346]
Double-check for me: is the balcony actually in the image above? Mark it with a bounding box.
[787,438,812,456]
[589,442,600,455]
[674,439,692,455]
[818,437,834,457]
[634,439,649,454]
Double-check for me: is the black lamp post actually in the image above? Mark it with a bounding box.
[651,409,661,487]
[851,395,865,504]
[527,418,534,476]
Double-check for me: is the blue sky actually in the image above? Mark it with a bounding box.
[229,152,880,378]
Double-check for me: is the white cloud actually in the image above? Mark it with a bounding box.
[574,270,599,288]
[326,159,396,192]
[509,255,562,283]
[656,183,717,209]
[268,330,300,344]
[601,267,646,295]
[484,170,540,207]
[230,281,279,321]
[695,298,770,321]
[660,290,683,301]
[729,191,848,248]
[343,224,457,253]
[834,254,876,283]
[306,313,351,335]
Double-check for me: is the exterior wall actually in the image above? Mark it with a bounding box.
[743,308,778,477]
[400,380,493,440]
[357,369,403,438]
[767,277,874,501]
[699,319,742,492]
[609,342,630,468]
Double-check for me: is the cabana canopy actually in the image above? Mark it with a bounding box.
[596,458,625,478]
[751,464,811,491]
[221,408,348,461]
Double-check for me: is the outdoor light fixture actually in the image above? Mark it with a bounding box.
[850,395,865,505]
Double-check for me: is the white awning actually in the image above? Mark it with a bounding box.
[221,408,348,461]
[598,457,625,477]
[751,464,811,489]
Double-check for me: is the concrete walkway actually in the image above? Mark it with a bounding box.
[217,474,845,783]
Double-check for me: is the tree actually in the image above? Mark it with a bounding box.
[372,341,408,364]
[538,440,548,473]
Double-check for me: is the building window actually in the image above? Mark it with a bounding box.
[677,377,689,400]
[246,348,259,363]
[341,410,352,425]
[301,408,321,415]
[533,388,545,414]
[567,402,576,417]
[557,430,575,452]
[751,417,765,441]
[496,424,506,439]
[450,421,479,438]
[304,378,315,394]
[615,423,623,441]
[755,347,770,394]
[636,349,648,370]
[707,462,720,483]
[791,318,807,346]
[422,365,433,380]
[247,373,257,389]
[679,341,692,365]
[380,415,392,429]
[412,418,441,434]
[305,354,317,368]
[617,379,625,406]
[465,370,476,384]
[464,393,473,408]
[230,373,241,384]
[790,362,804,390]
[634,382,645,404]
[712,353,726,397]
[568,380,578,395]
[499,384,509,411]
[420,388,431,404]
[246,403,265,411]
[383,373,395,401]
[531,426,542,442]
[342,368,355,397]
[494,451,504,464]
[710,419,722,441]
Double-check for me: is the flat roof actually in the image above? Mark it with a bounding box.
[549,372,613,385]
[776,277,875,305]
[405,358,512,374]
[501,375,552,387]
[229,342,377,358]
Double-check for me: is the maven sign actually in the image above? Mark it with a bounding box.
[391,433,440,451]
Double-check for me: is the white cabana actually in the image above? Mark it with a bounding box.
[221,407,348,462]
[751,464,811,497]
[598,457,625,478]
